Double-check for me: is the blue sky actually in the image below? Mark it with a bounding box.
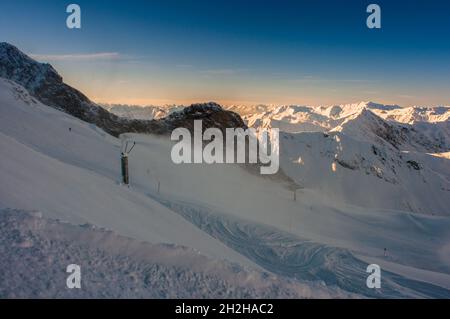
[1,0,449,106]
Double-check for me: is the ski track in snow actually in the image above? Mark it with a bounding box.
[1,208,345,299]
[149,194,450,298]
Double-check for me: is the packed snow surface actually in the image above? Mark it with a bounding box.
[2,208,351,298]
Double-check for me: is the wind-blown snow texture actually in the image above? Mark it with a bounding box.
[1,43,450,298]
[2,208,350,298]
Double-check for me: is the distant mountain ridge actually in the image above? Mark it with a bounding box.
[240,102,450,153]
[100,103,180,120]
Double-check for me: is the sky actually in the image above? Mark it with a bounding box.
[0,0,450,107]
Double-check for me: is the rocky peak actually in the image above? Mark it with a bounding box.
[0,42,61,92]
[165,102,247,132]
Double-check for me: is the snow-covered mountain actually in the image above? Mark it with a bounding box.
[239,101,449,124]
[101,103,182,120]
[242,102,450,150]
[331,108,448,153]
[237,102,450,215]
[1,42,450,298]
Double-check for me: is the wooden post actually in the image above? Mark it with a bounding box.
[121,154,129,185]
[120,141,135,186]
[157,181,160,194]
[293,189,296,201]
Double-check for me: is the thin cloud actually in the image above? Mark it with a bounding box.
[397,94,416,99]
[29,52,121,61]
[270,74,377,84]
[362,90,379,95]
[176,64,194,69]
[293,77,376,83]
[199,68,244,76]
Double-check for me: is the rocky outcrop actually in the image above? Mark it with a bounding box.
[0,42,246,137]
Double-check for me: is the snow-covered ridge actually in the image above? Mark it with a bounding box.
[100,103,184,120]
[242,101,449,127]
[239,102,449,152]
[227,101,449,125]
[0,42,60,92]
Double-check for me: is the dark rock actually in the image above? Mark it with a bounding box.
[0,42,246,137]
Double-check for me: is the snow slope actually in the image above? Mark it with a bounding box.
[1,78,450,298]
[0,78,256,268]
[279,131,450,215]
[121,132,450,292]
[2,208,347,298]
